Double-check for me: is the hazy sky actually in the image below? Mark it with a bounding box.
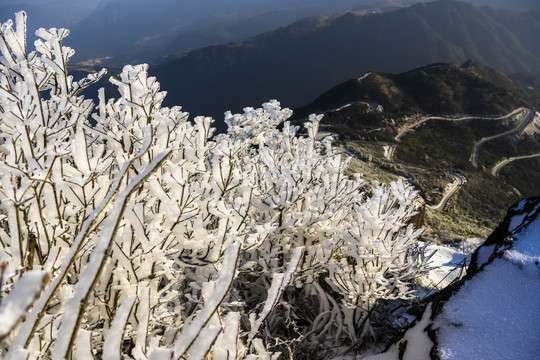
[2,0,102,4]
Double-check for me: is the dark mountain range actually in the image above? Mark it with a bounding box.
[2,1,538,67]
[67,0,412,63]
[294,61,536,121]
[152,0,540,125]
[158,0,421,63]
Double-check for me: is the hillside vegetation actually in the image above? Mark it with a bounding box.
[295,62,540,242]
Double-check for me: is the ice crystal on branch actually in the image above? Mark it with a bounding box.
[0,12,430,359]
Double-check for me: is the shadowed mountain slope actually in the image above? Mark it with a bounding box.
[67,0,417,63]
[152,0,540,124]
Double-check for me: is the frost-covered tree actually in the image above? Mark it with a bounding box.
[0,12,430,359]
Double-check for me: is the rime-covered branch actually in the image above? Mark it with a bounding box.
[0,12,430,360]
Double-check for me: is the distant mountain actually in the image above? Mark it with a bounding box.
[67,0,417,63]
[467,0,540,12]
[0,0,100,40]
[294,61,536,121]
[159,0,422,62]
[3,1,538,66]
[152,0,540,124]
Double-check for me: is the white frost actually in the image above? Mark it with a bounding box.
[171,243,240,359]
[103,296,136,360]
[0,271,48,339]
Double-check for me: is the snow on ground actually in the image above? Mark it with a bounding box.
[364,304,435,360]
[436,213,540,360]
[361,201,540,360]
[359,240,483,360]
[420,239,483,291]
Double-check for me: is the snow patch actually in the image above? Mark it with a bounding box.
[420,241,480,290]
[436,215,540,360]
[365,304,434,360]
[511,215,540,256]
[512,200,528,212]
[509,213,528,233]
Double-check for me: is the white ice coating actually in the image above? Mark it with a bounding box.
[103,296,136,360]
[248,246,304,343]
[52,150,170,360]
[171,243,240,359]
[0,271,47,338]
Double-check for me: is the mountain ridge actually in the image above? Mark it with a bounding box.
[152,0,540,124]
[294,60,537,121]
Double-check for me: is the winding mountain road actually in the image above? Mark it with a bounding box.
[428,172,467,212]
[470,108,536,168]
[394,108,525,142]
[388,108,530,169]
[350,107,536,213]
[491,153,540,176]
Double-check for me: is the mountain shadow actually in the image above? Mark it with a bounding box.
[152,0,540,126]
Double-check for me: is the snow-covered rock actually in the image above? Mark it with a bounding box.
[367,197,540,360]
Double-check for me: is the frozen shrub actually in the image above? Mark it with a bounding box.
[0,12,430,359]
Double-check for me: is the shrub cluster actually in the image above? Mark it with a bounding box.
[0,13,429,359]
